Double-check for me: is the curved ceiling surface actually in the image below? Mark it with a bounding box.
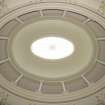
[0,0,105,105]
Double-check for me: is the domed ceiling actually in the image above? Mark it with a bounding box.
[0,0,105,105]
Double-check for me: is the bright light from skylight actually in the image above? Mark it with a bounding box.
[31,37,74,60]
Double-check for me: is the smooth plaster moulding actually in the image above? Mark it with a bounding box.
[0,3,105,103]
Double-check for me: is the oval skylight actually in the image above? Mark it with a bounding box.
[31,37,75,60]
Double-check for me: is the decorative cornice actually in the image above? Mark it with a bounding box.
[0,91,9,105]
[0,0,8,16]
[98,0,105,14]
[96,94,105,105]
